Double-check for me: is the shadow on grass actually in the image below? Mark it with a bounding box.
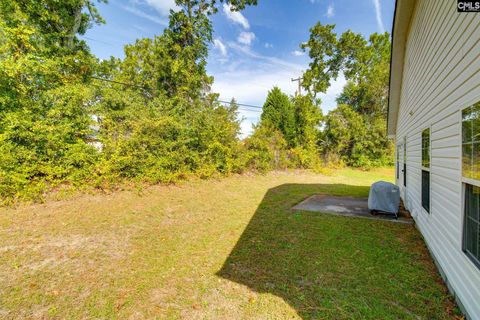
[217,183,458,319]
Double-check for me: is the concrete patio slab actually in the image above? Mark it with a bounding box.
[292,194,412,224]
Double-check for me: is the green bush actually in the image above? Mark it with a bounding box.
[243,125,289,172]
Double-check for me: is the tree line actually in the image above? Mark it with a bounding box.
[0,0,392,204]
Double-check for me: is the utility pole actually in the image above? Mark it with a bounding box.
[291,77,303,96]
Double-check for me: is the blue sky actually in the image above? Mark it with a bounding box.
[81,0,395,136]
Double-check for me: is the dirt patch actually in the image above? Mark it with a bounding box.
[0,233,130,284]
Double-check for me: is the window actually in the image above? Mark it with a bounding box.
[462,103,480,268]
[462,104,480,180]
[403,137,407,187]
[422,129,430,168]
[422,128,430,213]
[422,170,430,212]
[464,184,480,268]
[396,145,400,179]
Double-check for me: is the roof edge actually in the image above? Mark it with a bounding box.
[387,0,417,138]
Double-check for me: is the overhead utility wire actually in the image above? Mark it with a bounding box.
[90,76,263,110]
[81,36,118,46]
[89,81,261,113]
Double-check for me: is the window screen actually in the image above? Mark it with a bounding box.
[403,138,407,187]
[462,103,480,269]
[422,170,430,213]
[421,128,430,213]
[422,129,430,168]
[462,104,480,180]
[464,184,480,268]
[396,145,400,179]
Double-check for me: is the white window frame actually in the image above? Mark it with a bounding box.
[403,136,407,188]
[461,103,480,188]
[463,177,480,189]
[421,126,431,214]
[461,183,480,269]
[460,104,480,270]
[396,143,400,181]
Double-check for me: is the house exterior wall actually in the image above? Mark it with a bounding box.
[394,0,480,318]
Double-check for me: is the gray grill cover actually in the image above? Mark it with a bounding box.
[368,181,400,214]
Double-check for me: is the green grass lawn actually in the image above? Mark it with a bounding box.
[0,168,460,319]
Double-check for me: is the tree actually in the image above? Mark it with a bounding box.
[321,104,392,168]
[0,0,105,202]
[243,124,289,172]
[254,88,324,168]
[260,87,296,146]
[116,0,257,103]
[292,95,323,149]
[302,25,390,116]
[4,0,106,53]
[300,23,339,95]
[0,0,263,203]
[301,22,393,166]
[336,32,391,116]
[92,1,258,184]
[322,104,367,166]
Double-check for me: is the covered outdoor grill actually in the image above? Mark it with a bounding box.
[368,181,400,219]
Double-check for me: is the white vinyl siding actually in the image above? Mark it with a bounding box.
[394,0,480,318]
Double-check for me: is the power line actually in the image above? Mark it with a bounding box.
[220,101,263,109]
[81,36,128,46]
[91,76,148,90]
[90,81,262,113]
[90,82,261,114]
[236,107,262,113]
[90,76,263,110]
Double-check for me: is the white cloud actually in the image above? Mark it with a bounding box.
[209,45,306,137]
[139,0,178,16]
[132,24,151,33]
[213,69,295,106]
[237,31,256,45]
[121,5,168,25]
[212,68,299,137]
[292,50,305,57]
[264,42,273,49]
[318,73,347,113]
[223,3,250,29]
[372,0,385,33]
[227,42,304,72]
[213,38,228,57]
[240,119,256,138]
[326,4,335,18]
